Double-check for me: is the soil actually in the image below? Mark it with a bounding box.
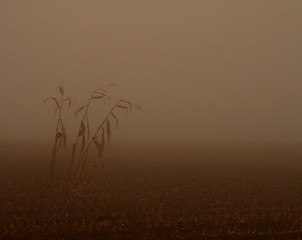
[0,142,302,239]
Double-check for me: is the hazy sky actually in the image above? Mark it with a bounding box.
[1,1,302,145]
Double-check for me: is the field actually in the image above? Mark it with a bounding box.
[0,142,302,239]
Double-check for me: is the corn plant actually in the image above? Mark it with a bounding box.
[73,98,143,181]
[68,86,113,180]
[43,85,72,185]
[44,84,142,183]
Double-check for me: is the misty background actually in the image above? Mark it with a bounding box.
[1,0,302,146]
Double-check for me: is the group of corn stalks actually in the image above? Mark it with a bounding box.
[44,84,142,185]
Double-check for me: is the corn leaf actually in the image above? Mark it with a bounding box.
[58,85,64,95]
[75,105,87,117]
[120,99,132,111]
[93,137,105,163]
[86,115,90,140]
[111,112,119,129]
[92,96,104,99]
[60,119,67,150]
[78,121,86,137]
[43,97,60,109]
[106,119,111,144]
[116,104,127,109]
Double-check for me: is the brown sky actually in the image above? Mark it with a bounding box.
[1,0,302,145]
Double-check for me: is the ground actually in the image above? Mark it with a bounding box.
[0,142,302,239]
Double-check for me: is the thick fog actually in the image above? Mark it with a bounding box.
[1,1,302,145]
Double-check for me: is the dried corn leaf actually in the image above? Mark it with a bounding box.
[43,97,60,109]
[94,128,106,165]
[93,137,101,149]
[120,99,132,111]
[96,91,110,99]
[106,119,111,144]
[60,119,67,150]
[75,105,87,117]
[56,131,62,141]
[78,121,86,137]
[116,104,128,109]
[58,85,64,95]
[80,135,86,155]
[120,99,131,104]
[111,112,119,129]
[86,115,90,140]
[93,137,105,162]
[95,88,105,93]
[92,96,104,99]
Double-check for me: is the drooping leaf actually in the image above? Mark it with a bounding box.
[81,134,86,155]
[56,131,63,141]
[94,127,106,166]
[58,85,64,95]
[111,112,119,129]
[86,114,90,140]
[60,119,67,150]
[120,99,132,111]
[101,126,105,147]
[75,105,87,117]
[93,137,105,162]
[120,99,131,104]
[98,83,116,92]
[93,137,101,150]
[78,121,86,137]
[116,104,128,109]
[43,97,60,109]
[106,119,111,144]
[95,88,105,93]
[92,96,104,99]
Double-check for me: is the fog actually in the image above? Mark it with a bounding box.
[1,0,302,145]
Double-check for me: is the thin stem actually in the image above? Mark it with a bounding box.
[76,100,120,180]
[88,100,119,145]
[50,90,64,185]
[82,91,95,121]
[68,89,106,181]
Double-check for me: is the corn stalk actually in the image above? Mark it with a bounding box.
[43,85,72,185]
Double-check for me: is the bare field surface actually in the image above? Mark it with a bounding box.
[1,142,302,239]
